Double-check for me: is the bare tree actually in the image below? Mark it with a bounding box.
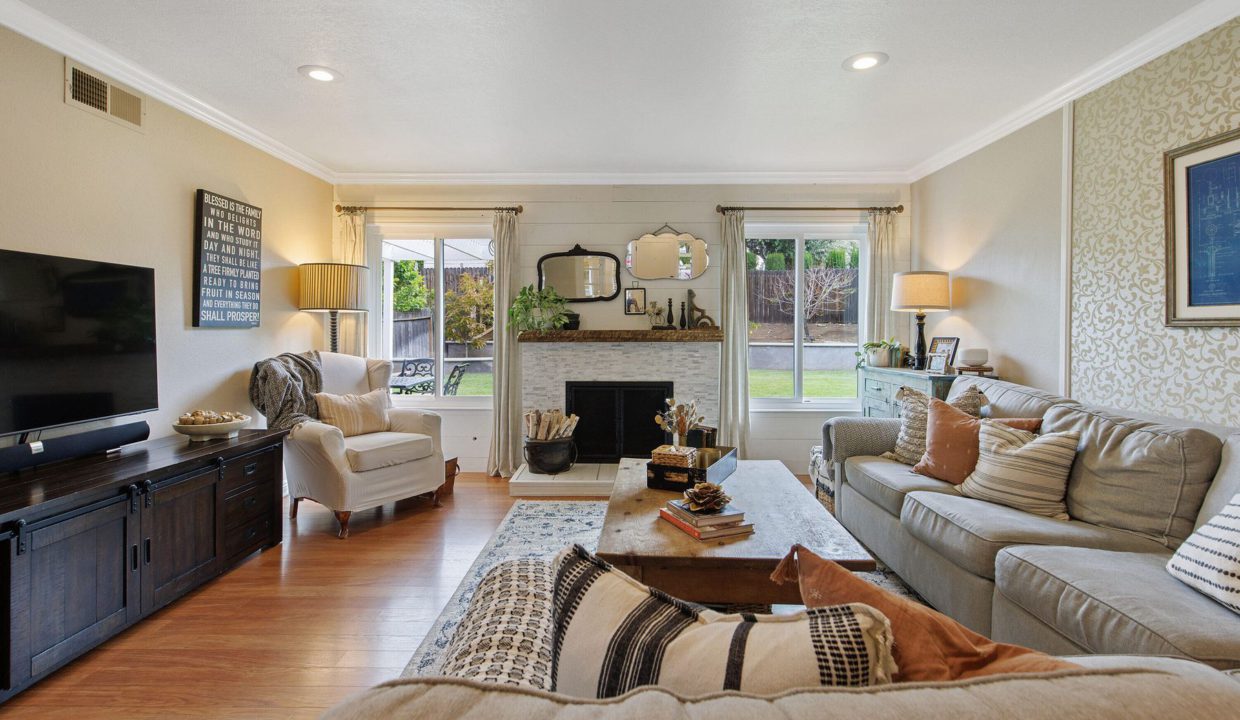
[763,268,857,336]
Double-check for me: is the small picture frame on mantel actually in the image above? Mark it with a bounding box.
[624,287,646,315]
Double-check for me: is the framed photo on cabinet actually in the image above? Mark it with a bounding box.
[928,336,959,365]
[1165,126,1240,326]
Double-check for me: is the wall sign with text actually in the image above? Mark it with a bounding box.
[193,189,262,328]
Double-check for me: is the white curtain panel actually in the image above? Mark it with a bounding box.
[487,209,522,476]
[865,210,898,344]
[335,211,368,356]
[718,209,750,457]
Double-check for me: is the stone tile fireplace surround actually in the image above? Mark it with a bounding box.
[520,330,722,425]
[511,329,723,496]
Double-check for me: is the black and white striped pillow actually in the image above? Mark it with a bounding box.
[1167,493,1240,614]
[550,545,896,698]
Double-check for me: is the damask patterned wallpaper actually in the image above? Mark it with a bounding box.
[1072,18,1240,425]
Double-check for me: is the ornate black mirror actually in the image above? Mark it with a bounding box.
[537,244,621,302]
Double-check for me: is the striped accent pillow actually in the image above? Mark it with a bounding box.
[1167,493,1240,614]
[314,387,390,437]
[551,545,895,698]
[883,386,989,466]
[959,422,1080,520]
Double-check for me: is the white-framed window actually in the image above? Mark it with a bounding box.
[745,223,868,409]
[366,223,494,406]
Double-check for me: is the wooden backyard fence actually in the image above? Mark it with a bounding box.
[747,268,858,324]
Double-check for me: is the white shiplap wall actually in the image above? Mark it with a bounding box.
[336,183,911,472]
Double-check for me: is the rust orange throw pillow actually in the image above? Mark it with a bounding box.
[913,398,1042,484]
[771,545,1079,682]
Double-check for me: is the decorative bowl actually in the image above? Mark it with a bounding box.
[959,348,989,366]
[172,416,251,442]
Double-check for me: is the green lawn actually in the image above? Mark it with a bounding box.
[749,369,857,399]
[410,370,853,399]
[455,371,494,397]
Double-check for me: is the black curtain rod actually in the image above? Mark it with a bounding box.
[336,204,523,214]
[715,204,903,214]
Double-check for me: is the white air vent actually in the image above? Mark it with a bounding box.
[64,59,146,132]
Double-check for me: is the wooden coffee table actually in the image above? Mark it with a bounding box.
[596,458,876,605]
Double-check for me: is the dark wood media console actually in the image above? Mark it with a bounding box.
[0,428,288,703]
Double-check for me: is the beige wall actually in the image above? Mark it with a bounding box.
[911,110,1065,392]
[337,183,911,334]
[337,183,912,471]
[1071,18,1240,424]
[0,27,333,444]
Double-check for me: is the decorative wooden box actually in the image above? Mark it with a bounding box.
[646,446,737,491]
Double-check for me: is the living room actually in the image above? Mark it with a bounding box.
[0,1,1238,717]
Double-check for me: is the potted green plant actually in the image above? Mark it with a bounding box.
[855,337,900,369]
[509,285,570,332]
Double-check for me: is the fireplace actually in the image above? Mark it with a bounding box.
[566,381,673,463]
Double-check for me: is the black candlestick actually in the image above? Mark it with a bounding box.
[666,298,674,326]
[913,311,928,370]
[679,302,687,329]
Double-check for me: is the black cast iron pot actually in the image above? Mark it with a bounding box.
[524,437,577,475]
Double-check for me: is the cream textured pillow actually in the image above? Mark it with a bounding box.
[883,386,988,465]
[1166,492,1240,615]
[960,421,1080,520]
[315,387,390,437]
[551,545,896,699]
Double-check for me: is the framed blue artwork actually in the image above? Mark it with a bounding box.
[1165,127,1240,326]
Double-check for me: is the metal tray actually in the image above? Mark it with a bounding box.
[646,446,737,492]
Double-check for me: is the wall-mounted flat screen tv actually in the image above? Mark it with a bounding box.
[0,249,158,436]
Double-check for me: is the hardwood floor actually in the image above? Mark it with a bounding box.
[2,473,518,719]
[2,469,816,718]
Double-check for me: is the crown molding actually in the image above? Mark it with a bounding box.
[0,0,335,183]
[906,0,1240,182]
[331,170,915,186]
[4,0,1235,188]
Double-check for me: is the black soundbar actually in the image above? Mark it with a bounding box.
[0,421,150,475]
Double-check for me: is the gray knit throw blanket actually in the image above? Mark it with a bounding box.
[249,351,322,430]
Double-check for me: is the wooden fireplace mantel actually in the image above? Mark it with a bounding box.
[517,328,723,343]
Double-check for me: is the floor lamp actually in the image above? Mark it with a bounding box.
[891,271,950,370]
[298,263,368,353]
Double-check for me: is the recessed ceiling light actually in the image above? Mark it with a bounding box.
[298,65,340,82]
[842,52,889,71]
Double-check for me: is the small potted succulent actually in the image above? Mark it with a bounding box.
[855,337,900,369]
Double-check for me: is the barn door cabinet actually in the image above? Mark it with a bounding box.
[0,429,286,703]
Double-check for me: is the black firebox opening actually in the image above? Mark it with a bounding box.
[565,381,673,463]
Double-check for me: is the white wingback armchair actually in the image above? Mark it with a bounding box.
[285,352,445,538]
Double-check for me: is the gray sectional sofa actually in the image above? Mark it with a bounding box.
[823,376,1240,668]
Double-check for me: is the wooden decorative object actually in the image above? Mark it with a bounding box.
[956,365,994,376]
[687,289,717,327]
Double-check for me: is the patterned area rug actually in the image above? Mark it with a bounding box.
[402,500,920,678]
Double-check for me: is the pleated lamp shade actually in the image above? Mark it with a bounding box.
[298,263,368,312]
[891,271,950,312]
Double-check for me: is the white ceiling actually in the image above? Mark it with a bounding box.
[5,0,1236,183]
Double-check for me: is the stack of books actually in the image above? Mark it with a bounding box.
[659,499,753,540]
